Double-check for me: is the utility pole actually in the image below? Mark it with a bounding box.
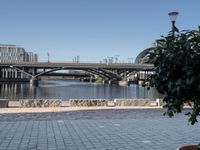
[114,55,120,63]
[128,58,134,63]
[77,55,80,63]
[47,52,50,63]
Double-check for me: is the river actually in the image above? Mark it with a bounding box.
[0,80,161,100]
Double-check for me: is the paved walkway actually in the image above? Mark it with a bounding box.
[0,108,199,150]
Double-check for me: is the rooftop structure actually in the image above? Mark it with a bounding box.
[135,47,155,64]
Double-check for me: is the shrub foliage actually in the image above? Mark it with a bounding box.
[148,27,200,125]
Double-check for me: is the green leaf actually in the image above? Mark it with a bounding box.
[146,26,200,125]
[174,25,179,33]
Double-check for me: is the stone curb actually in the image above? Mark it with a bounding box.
[69,99,108,107]
[0,99,165,108]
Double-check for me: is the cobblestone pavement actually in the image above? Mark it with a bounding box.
[0,108,199,150]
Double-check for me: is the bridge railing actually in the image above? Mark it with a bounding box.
[0,61,152,65]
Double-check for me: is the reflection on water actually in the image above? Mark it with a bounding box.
[0,80,161,100]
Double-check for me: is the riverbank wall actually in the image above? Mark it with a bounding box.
[0,99,164,108]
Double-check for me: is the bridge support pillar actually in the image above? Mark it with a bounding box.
[118,80,128,86]
[30,77,39,86]
[102,80,108,84]
[108,80,119,85]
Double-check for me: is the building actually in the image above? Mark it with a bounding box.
[26,52,38,62]
[0,44,38,80]
[132,47,155,83]
[0,44,38,63]
[135,47,155,64]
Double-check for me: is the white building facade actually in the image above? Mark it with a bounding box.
[0,44,38,63]
[26,52,38,62]
[0,44,38,80]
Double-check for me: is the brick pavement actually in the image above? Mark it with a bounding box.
[0,108,199,150]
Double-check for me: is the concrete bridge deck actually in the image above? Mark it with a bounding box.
[0,62,154,70]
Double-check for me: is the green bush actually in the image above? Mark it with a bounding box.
[148,26,200,125]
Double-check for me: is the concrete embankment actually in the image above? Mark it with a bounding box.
[0,99,164,108]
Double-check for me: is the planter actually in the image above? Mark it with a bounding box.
[176,145,198,150]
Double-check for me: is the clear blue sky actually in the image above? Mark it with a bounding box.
[0,0,199,62]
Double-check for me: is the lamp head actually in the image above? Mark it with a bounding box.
[168,11,179,22]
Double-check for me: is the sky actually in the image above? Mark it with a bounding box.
[0,0,200,62]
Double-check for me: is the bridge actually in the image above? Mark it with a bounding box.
[0,62,155,85]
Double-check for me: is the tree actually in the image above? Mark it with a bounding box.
[148,26,200,125]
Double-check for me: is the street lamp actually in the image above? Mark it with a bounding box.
[114,55,120,63]
[168,11,179,36]
[128,58,134,64]
[47,52,50,63]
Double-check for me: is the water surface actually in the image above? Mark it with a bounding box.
[0,80,161,100]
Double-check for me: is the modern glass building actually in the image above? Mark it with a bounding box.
[0,44,38,80]
[26,52,38,62]
[0,44,38,63]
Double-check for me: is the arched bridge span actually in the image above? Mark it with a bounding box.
[0,62,155,85]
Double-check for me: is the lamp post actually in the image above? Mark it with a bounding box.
[114,55,120,64]
[168,11,179,36]
[199,26,200,34]
[47,52,50,63]
[128,58,134,64]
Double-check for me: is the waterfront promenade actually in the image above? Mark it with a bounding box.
[0,107,199,150]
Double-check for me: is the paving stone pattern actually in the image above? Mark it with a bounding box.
[0,109,199,150]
